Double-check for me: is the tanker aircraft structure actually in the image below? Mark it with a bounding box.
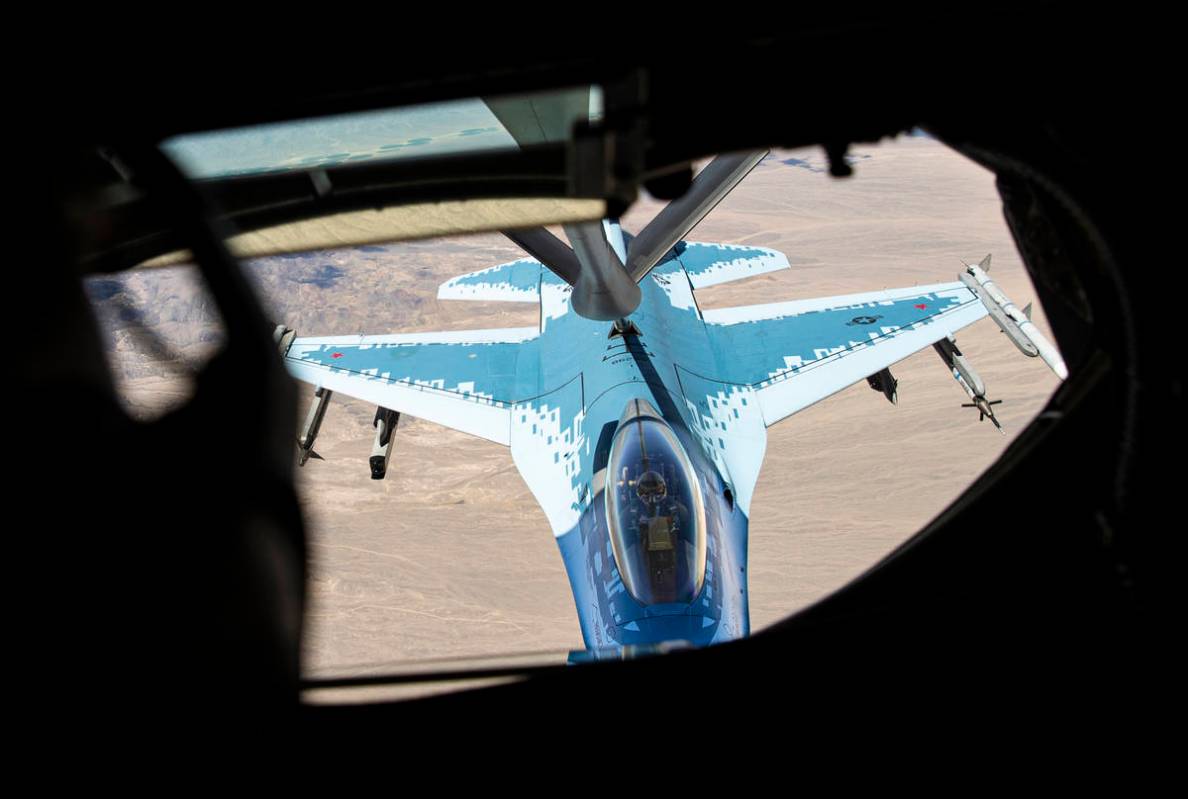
[276,148,1065,654]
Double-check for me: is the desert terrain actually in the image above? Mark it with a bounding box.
[88,135,1062,681]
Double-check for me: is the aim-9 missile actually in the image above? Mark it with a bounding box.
[934,335,1004,433]
[370,407,400,480]
[959,254,1068,380]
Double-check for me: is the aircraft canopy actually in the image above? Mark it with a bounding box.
[605,402,707,606]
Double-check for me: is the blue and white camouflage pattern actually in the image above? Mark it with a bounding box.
[283,238,987,651]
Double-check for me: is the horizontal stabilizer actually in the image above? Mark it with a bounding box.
[675,242,790,290]
[437,258,542,303]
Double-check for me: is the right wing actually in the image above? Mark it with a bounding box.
[283,327,537,445]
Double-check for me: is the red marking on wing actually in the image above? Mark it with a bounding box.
[331,352,344,359]
[914,303,928,310]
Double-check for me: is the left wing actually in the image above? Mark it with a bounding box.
[283,327,537,445]
[701,282,986,427]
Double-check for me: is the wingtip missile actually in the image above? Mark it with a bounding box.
[273,323,297,356]
[959,258,1068,380]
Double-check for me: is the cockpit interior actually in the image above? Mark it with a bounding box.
[606,399,707,605]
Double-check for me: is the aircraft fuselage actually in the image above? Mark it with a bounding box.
[508,234,754,651]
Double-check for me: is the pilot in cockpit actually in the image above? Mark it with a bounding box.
[607,407,707,605]
[630,465,688,553]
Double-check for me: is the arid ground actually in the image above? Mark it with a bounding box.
[90,136,1062,680]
